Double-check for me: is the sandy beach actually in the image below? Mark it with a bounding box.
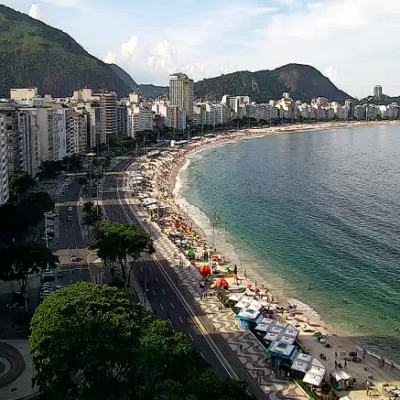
[130,120,400,396]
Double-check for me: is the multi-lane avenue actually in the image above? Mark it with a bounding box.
[101,160,268,400]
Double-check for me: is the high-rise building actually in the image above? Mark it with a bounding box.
[169,73,194,121]
[374,85,383,98]
[129,105,153,137]
[37,108,60,162]
[0,115,9,205]
[97,91,117,146]
[73,112,88,154]
[117,106,129,137]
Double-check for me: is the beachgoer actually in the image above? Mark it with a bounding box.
[335,360,337,370]
[244,270,247,278]
[335,352,338,359]
[344,360,347,369]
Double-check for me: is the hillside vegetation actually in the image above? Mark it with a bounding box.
[0,5,130,97]
[194,64,352,103]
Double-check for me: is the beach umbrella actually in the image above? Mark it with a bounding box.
[187,249,196,260]
[215,278,229,290]
[199,265,211,277]
[247,284,252,289]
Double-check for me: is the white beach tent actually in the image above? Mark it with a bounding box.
[257,317,275,325]
[284,326,300,339]
[259,299,270,307]
[228,294,243,302]
[263,332,280,342]
[280,335,296,345]
[303,365,326,387]
[235,300,251,309]
[254,323,270,333]
[291,359,310,374]
[269,325,286,335]
[247,300,263,312]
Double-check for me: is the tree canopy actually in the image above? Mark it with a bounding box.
[0,242,59,297]
[0,191,54,242]
[30,282,254,400]
[95,221,154,283]
[8,171,36,201]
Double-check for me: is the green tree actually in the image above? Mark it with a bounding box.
[37,160,63,180]
[62,154,82,173]
[30,283,152,400]
[95,221,154,285]
[0,192,54,243]
[9,171,36,201]
[0,243,59,298]
[30,283,254,400]
[82,200,103,238]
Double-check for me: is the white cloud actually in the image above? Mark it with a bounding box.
[121,36,139,57]
[102,3,278,85]
[28,3,45,22]
[324,66,339,83]
[103,51,117,65]
[40,0,89,11]
[100,0,400,97]
[258,0,400,97]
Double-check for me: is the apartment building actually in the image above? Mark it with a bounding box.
[0,115,9,205]
[169,73,194,121]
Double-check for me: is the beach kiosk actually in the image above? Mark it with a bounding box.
[267,341,297,369]
[236,308,261,331]
[330,370,354,390]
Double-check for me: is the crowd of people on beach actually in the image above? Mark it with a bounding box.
[124,129,400,394]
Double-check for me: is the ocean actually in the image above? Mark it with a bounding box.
[179,125,400,365]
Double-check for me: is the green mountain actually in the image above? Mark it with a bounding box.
[138,84,168,98]
[109,64,168,97]
[109,63,138,91]
[194,64,352,103]
[357,95,400,105]
[0,5,130,98]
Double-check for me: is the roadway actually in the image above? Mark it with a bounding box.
[102,162,268,400]
[53,178,85,251]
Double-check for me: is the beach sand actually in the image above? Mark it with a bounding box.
[136,120,400,395]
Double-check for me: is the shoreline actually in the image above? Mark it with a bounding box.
[134,120,400,391]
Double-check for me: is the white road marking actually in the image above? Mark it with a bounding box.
[149,266,152,272]
[200,352,205,359]
[160,303,164,310]
[152,290,156,296]
[168,319,172,326]
[140,267,143,272]
[162,289,166,295]
[189,333,194,341]
[179,316,184,324]
[170,302,174,309]
[155,277,158,282]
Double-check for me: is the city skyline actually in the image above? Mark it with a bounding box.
[2,0,400,98]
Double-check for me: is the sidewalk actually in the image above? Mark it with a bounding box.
[121,198,308,400]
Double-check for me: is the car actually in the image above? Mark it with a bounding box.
[46,229,54,234]
[46,221,55,226]
[70,255,77,262]
[68,206,73,211]
[67,215,72,221]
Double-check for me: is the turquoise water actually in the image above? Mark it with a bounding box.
[181,126,400,363]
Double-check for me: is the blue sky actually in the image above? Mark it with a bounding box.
[3,0,400,97]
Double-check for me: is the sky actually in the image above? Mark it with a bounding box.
[3,0,400,98]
